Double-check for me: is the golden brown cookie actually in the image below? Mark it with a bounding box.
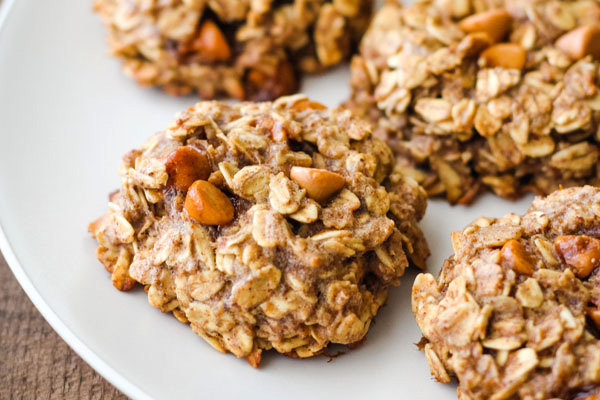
[94,0,373,100]
[413,186,600,399]
[89,95,429,366]
[348,0,600,204]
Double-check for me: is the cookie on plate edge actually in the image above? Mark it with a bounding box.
[413,186,600,399]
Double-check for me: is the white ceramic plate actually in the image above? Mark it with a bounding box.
[0,1,535,399]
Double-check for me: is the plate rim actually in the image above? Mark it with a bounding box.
[0,226,153,400]
[0,1,152,398]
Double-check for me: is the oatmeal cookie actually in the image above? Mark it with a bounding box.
[89,95,429,366]
[348,0,600,204]
[412,186,600,399]
[94,0,373,100]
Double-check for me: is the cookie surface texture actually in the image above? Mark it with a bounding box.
[90,95,429,366]
[94,0,373,100]
[349,0,600,203]
[413,186,600,399]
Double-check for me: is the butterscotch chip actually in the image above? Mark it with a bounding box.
[290,99,328,112]
[500,239,534,275]
[459,9,513,42]
[93,0,374,100]
[89,95,430,366]
[556,25,600,60]
[185,180,234,225]
[164,146,210,192]
[348,0,600,203]
[191,20,231,62]
[480,43,526,70]
[245,61,298,102]
[290,166,345,203]
[588,308,600,329]
[413,186,600,399]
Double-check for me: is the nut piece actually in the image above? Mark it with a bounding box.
[459,9,513,42]
[185,180,234,225]
[480,43,526,70]
[554,235,600,278]
[191,20,231,62]
[290,166,345,203]
[501,239,534,275]
[165,146,211,192]
[556,25,600,60]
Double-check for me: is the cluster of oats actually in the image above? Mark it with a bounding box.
[94,0,373,100]
[413,186,600,399]
[89,95,429,366]
[348,0,600,203]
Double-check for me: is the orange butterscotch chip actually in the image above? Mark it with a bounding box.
[191,20,231,62]
[480,43,526,70]
[587,307,600,329]
[246,61,297,101]
[500,239,535,275]
[165,146,211,193]
[459,9,513,43]
[185,180,234,225]
[290,166,345,203]
[556,25,600,60]
[290,99,327,112]
[554,235,600,278]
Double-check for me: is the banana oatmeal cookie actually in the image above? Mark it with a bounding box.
[348,0,600,204]
[89,95,429,366]
[413,186,600,399]
[94,0,373,100]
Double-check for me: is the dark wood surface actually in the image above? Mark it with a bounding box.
[0,252,128,400]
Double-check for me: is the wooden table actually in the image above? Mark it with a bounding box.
[0,252,127,399]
